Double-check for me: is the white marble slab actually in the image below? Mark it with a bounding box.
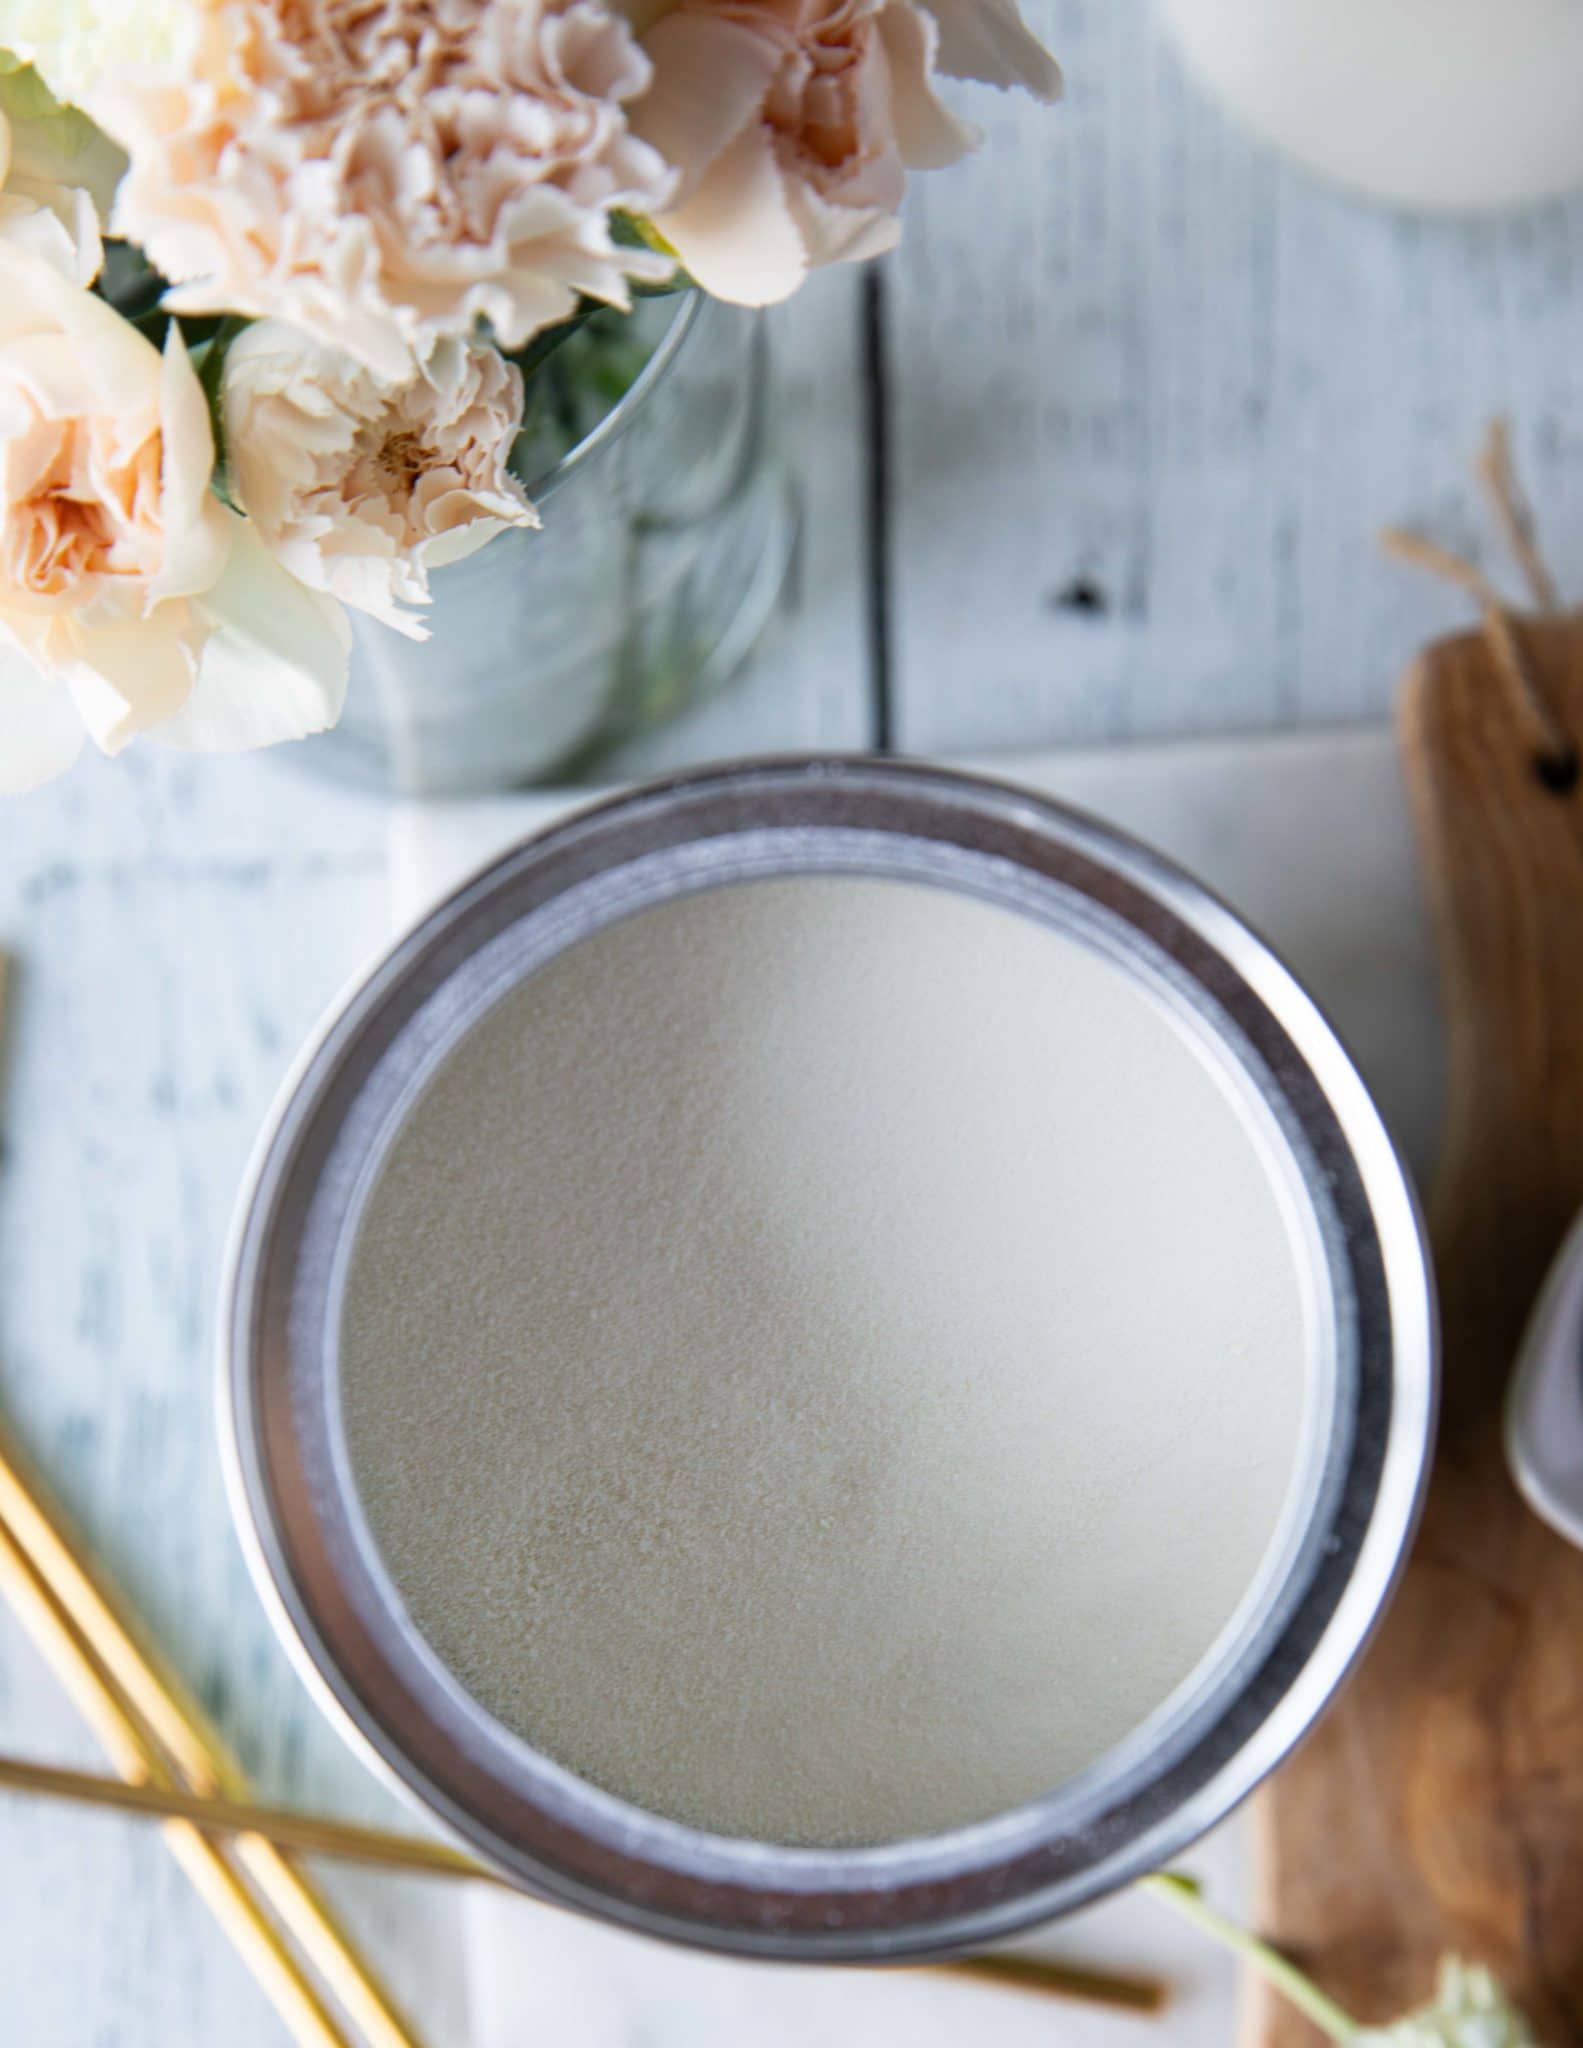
[388,722,1437,2048]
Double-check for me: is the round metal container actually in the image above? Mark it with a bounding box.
[221,756,1436,1962]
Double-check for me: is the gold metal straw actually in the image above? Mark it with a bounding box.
[0,1430,424,2048]
[0,1516,352,2048]
[923,1950,1168,2014]
[0,1741,1169,2015]
[0,955,420,2048]
[0,1752,500,1883]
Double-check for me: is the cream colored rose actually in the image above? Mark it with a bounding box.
[0,248,348,792]
[223,322,541,639]
[91,0,678,381]
[631,0,1059,305]
[0,56,126,284]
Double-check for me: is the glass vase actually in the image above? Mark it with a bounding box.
[309,294,796,795]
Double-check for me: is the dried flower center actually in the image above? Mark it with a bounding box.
[365,427,431,498]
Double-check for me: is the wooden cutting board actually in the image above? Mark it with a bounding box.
[1256,612,1583,2044]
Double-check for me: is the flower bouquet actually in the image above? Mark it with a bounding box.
[0,0,1059,794]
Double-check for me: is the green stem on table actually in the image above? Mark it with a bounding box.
[1142,1873,1359,2045]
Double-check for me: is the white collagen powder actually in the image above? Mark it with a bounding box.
[339,876,1313,1847]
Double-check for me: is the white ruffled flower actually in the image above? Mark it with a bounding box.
[630,0,1060,306]
[1358,1960,1540,2048]
[0,55,125,285]
[90,0,678,380]
[0,247,348,793]
[223,322,540,639]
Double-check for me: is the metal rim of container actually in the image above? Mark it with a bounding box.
[220,755,1437,1962]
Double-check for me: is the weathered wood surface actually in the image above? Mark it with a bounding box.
[9,0,1583,2033]
[1257,611,1583,2044]
[887,0,1583,750]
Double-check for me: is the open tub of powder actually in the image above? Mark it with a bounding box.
[221,758,1435,1960]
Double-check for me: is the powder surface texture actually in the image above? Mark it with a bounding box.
[340,876,1312,1846]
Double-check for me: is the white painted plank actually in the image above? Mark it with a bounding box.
[886,0,1583,751]
[0,750,471,2048]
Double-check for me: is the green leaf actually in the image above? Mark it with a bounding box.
[190,315,252,509]
[96,240,169,322]
[0,55,127,213]
[611,210,680,261]
[506,299,605,383]
[610,210,691,293]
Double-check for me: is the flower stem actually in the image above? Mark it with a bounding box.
[1141,1873,1359,2044]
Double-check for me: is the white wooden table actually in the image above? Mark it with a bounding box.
[5,0,1583,2037]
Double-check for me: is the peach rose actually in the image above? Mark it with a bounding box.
[0,247,347,792]
[630,0,1060,305]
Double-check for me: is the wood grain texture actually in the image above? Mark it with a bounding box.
[1255,611,1583,2045]
[886,0,1583,753]
[0,752,431,2048]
